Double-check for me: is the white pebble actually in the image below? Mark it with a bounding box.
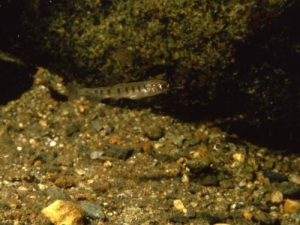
[49,140,57,147]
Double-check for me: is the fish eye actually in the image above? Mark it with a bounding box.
[161,82,169,89]
[154,81,168,90]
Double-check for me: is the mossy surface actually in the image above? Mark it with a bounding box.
[21,0,290,87]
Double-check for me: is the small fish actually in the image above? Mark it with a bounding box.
[69,79,170,100]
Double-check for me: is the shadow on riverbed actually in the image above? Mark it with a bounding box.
[101,94,300,153]
[167,101,299,153]
[0,61,33,105]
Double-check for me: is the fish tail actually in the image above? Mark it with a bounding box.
[66,82,80,100]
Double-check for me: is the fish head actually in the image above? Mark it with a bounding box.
[147,80,170,94]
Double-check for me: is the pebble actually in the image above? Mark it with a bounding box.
[278,182,300,199]
[75,168,86,176]
[91,181,111,194]
[289,174,300,185]
[78,200,105,220]
[271,190,283,204]
[186,159,210,173]
[242,209,253,220]
[284,199,300,213]
[281,212,300,225]
[49,140,57,147]
[45,187,71,201]
[253,209,275,224]
[232,152,245,163]
[201,174,219,186]
[66,122,82,136]
[91,120,102,132]
[173,199,187,214]
[105,145,134,160]
[170,134,185,147]
[142,142,153,152]
[144,124,164,140]
[90,151,104,160]
[41,200,84,225]
[54,175,77,188]
[181,174,190,183]
[103,160,112,167]
[169,213,189,223]
[262,170,288,182]
[108,135,122,144]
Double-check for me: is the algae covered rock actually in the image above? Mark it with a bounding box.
[21,0,290,87]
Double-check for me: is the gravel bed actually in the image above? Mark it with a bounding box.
[0,68,299,225]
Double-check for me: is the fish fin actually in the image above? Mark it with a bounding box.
[152,73,166,80]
